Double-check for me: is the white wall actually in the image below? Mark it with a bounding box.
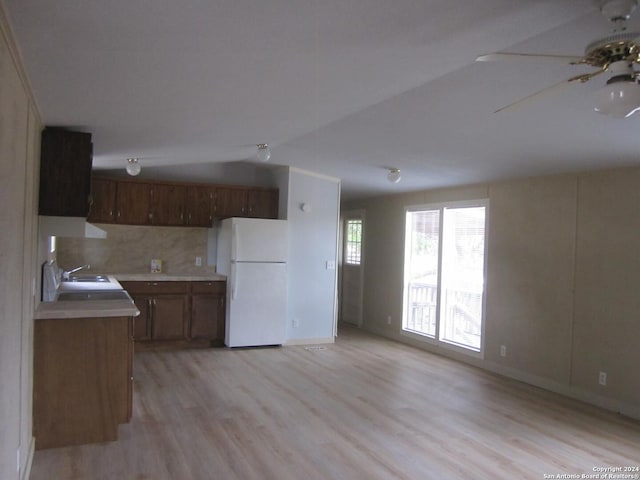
[285,168,340,343]
[0,5,41,479]
[343,169,640,419]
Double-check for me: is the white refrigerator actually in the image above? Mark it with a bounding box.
[217,217,288,347]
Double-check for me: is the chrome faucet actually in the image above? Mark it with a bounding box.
[62,264,91,280]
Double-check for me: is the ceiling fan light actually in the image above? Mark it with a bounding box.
[387,168,401,184]
[256,144,271,162]
[594,79,640,118]
[126,157,141,176]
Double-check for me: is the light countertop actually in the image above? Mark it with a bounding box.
[35,273,226,320]
[114,273,226,282]
[35,298,140,319]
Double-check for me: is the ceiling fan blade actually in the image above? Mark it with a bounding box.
[493,68,607,114]
[476,52,585,64]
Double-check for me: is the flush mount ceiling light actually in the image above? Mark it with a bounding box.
[256,144,271,162]
[387,168,401,184]
[594,61,640,117]
[126,157,141,176]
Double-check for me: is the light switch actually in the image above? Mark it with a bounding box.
[326,260,336,270]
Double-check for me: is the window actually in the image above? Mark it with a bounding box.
[345,219,363,265]
[403,201,487,353]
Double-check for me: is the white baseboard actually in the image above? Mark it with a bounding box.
[285,336,335,346]
[362,324,640,422]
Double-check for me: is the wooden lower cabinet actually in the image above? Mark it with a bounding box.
[191,281,226,345]
[121,280,225,349]
[131,294,151,340]
[152,295,189,339]
[33,316,133,449]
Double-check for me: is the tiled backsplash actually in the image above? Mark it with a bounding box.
[56,224,216,275]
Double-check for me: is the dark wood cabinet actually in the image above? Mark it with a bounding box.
[33,315,133,449]
[151,183,186,226]
[116,181,152,225]
[248,188,279,219]
[39,127,93,217]
[185,186,213,227]
[215,186,248,217]
[88,177,117,223]
[191,281,226,345]
[90,176,279,226]
[122,280,225,349]
[131,295,151,341]
[151,295,189,340]
[122,281,190,345]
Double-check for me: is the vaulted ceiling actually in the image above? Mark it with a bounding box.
[6,0,640,200]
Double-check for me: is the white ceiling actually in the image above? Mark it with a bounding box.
[6,0,640,200]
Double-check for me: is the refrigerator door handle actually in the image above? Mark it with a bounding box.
[231,263,238,300]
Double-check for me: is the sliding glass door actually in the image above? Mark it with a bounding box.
[403,201,487,353]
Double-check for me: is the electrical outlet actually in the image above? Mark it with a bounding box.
[195,256,202,266]
[292,318,299,328]
[599,371,607,386]
[387,316,392,325]
[500,345,507,357]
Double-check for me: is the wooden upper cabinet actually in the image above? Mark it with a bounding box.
[88,177,116,223]
[247,189,279,219]
[90,176,278,225]
[214,187,248,218]
[185,186,213,227]
[39,128,93,217]
[116,181,152,225]
[151,183,186,226]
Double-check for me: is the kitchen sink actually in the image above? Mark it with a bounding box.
[64,275,110,283]
[56,290,132,301]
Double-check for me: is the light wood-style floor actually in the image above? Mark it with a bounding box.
[30,326,640,480]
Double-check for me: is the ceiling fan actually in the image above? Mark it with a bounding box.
[477,0,640,118]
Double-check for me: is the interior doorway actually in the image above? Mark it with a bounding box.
[340,211,365,327]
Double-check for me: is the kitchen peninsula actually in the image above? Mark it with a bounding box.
[34,283,139,450]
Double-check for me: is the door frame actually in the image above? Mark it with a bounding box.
[339,209,365,328]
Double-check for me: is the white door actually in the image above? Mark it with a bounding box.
[226,262,287,347]
[340,212,364,327]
